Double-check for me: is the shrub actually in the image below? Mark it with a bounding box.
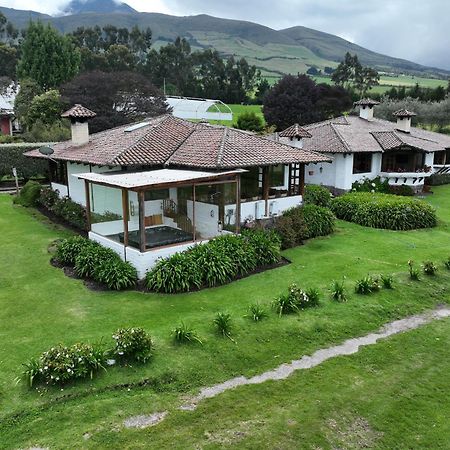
[234,111,264,132]
[303,184,332,207]
[351,177,389,193]
[112,328,153,363]
[389,184,415,196]
[302,204,335,239]
[426,173,450,186]
[13,180,42,207]
[0,144,48,180]
[408,260,420,281]
[22,342,107,386]
[355,276,380,295]
[56,235,95,265]
[172,322,203,345]
[213,312,233,339]
[75,245,119,279]
[246,303,268,322]
[275,204,335,249]
[146,252,202,293]
[273,283,319,316]
[422,261,438,276]
[38,186,59,209]
[330,279,347,302]
[93,259,138,290]
[380,274,394,289]
[331,192,437,230]
[242,229,281,266]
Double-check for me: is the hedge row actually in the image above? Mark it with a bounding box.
[274,204,336,249]
[426,173,450,186]
[146,230,282,293]
[331,192,437,230]
[0,144,49,179]
[56,236,137,290]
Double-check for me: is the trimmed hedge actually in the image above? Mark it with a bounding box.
[275,204,335,249]
[426,173,450,186]
[0,144,49,180]
[331,192,437,230]
[146,230,282,293]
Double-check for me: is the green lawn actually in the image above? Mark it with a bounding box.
[1,186,450,449]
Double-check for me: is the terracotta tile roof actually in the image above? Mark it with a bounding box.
[393,109,417,117]
[61,104,97,119]
[25,115,330,168]
[279,123,312,138]
[354,98,380,106]
[302,114,450,154]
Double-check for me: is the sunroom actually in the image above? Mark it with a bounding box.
[76,168,244,277]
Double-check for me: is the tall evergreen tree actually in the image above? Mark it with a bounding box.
[17,22,80,89]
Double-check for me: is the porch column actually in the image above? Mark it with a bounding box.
[192,184,197,241]
[299,163,305,197]
[138,190,146,253]
[84,180,91,232]
[263,166,270,217]
[235,174,241,234]
[121,189,129,254]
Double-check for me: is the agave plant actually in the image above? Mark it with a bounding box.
[246,303,268,322]
[172,322,203,345]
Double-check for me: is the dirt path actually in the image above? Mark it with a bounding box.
[124,306,450,428]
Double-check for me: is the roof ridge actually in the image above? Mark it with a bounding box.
[216,127,229,167]
[162,118,199,167]
[111,115,171,165]
[330,123,352,153]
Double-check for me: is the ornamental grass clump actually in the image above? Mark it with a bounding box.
[74,244,119,279]
[355,275,380,295]
[408,260,421,281]
[22,342,107,387]
[330,279,347,302]
[93,259,138,290]
[331,192,437,230]
[172,322,203,345]
[422,261,438,276]
[213,312,233,340]
[246,303,268,322]
[380,274,394,289]
[112,328,153,363]
[56,236,95,266]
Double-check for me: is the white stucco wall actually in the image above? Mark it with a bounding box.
[51,182,68,198]
[351,152,382,185]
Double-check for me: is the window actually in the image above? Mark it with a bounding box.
[144,189,169,201]
[434,150,449,165]
[353,153,372,174]
[269,165,285,187]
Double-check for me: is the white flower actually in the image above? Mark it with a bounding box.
[371,183,376,187]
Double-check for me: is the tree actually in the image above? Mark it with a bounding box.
[263,74,351,130]
[254,78,271,104]
[0,44,17,79]
[60,71,169,133]
[14,78,44,128]
[26,90,64,129]
[17,22,80,89]
[332,52,379,97]
[235,111,264,132]
[306,67,320,76]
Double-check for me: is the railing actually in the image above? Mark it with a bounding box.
[162,198,193,234]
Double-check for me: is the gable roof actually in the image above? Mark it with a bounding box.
[25,115,329,169]
[61,104,97,119]
[302,114,450,154]
[279,123,312,138]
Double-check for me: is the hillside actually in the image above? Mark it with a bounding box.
[1,5,448,79]
[62,0,137,15]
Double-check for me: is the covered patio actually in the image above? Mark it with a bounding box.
[76,168,244,276]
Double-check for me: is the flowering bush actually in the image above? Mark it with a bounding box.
[352,177,389,194]
[112,328,153,363]
[22,343,107,386]
[273,282,320,316]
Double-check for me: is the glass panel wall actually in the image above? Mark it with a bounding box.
[90,184,124,240]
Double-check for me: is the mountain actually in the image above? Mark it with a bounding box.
[62,0,137,16]
[1,4,448,79]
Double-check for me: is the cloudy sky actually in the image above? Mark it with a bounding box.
[2,0,449,69]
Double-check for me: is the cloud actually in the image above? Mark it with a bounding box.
[1,0,449,69]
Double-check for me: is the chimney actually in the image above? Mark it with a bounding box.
[61,104,97,146]
[278,123,312,149]
[354,98,380,121]
[393,109,416,133]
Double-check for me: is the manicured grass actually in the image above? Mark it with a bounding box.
[1,186,450,448]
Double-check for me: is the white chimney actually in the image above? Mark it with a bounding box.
[393,109,416,133]
[354,99,380,121]
[278,123,312,149]
[61,104,97,146]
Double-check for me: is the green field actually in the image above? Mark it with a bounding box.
[1,185,450,448]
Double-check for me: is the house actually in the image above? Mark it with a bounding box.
[26,105,329,277]
[275,99,450,193]
[0,93,14,136]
